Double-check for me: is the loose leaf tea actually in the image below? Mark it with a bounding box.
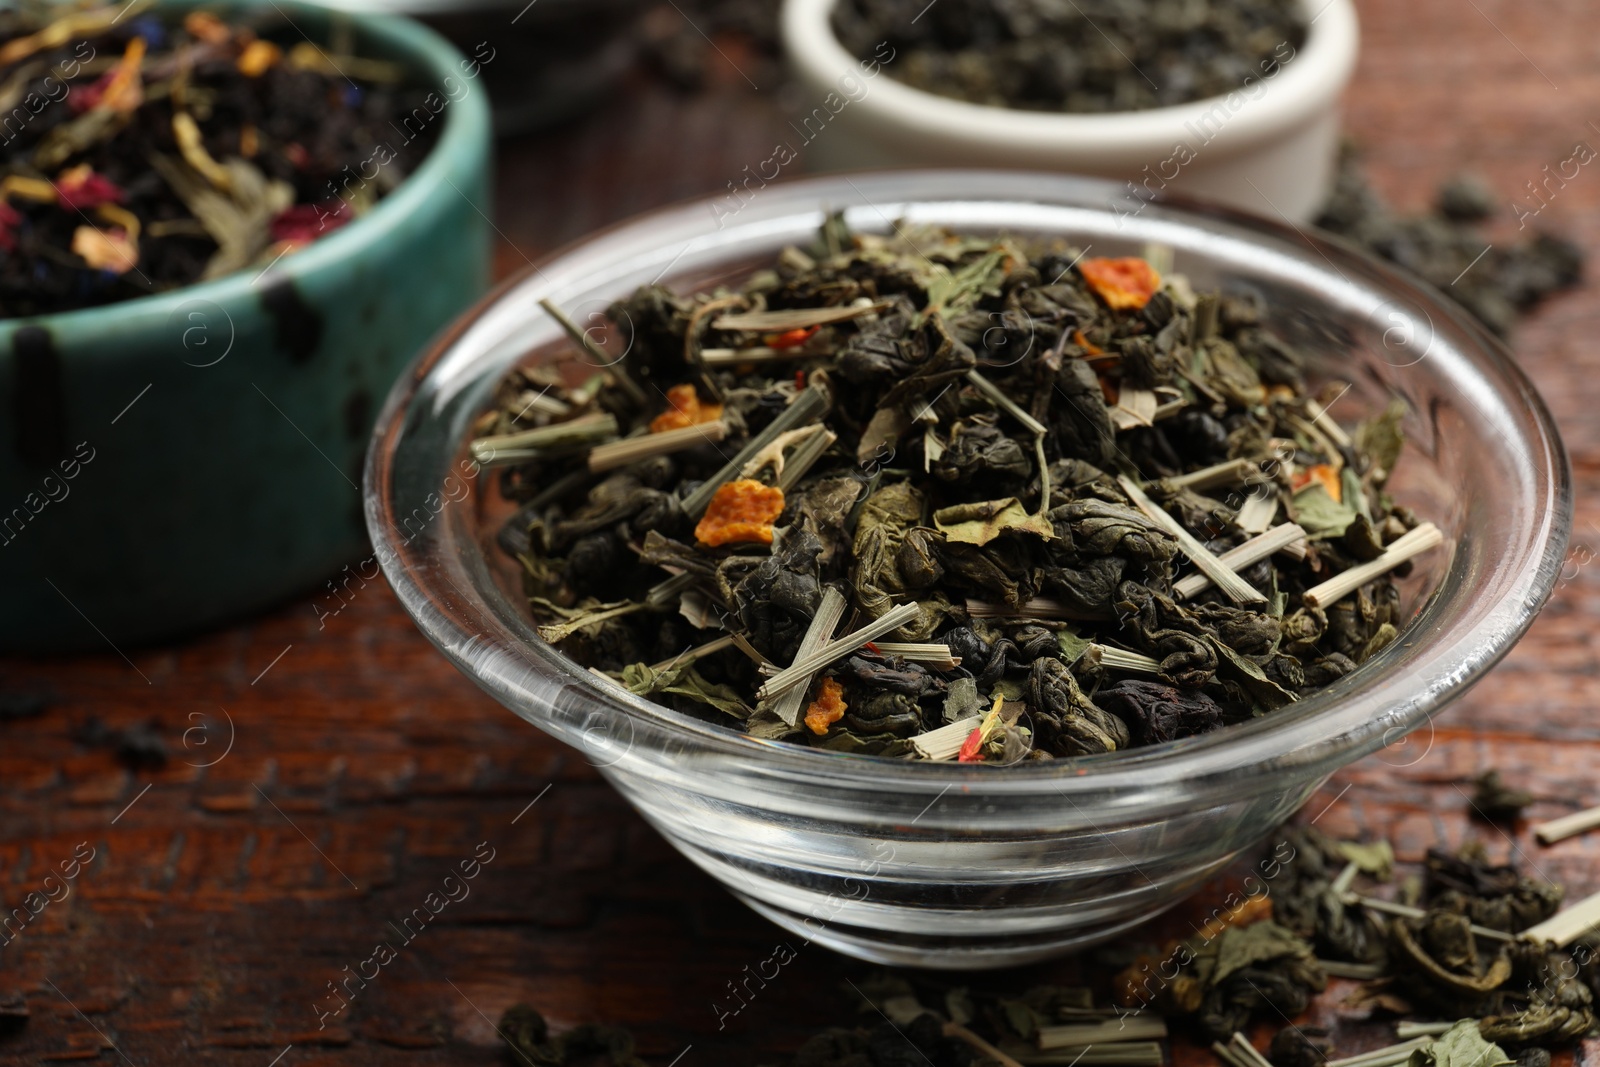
[1317,150,1583,337]
[831,0,1305,113]
[0,1,442,316]
[479,216,1443,765]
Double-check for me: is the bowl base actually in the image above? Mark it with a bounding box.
[734,891,1187,970]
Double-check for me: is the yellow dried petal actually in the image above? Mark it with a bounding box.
[184,11,233,45]
[71,226,138,275]
[237,39,282,77]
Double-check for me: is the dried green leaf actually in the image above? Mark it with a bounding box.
[1406,1021,1512,1067]
[1335,839,1395,880]
[1291,484,1358,538]
[620,661,751,719]
[933,498,1054,547]
[1356,398,1409,477]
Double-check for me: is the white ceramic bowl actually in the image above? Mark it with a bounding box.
[781,0,1358,220]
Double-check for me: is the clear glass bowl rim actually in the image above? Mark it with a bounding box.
[365,168,1572,803]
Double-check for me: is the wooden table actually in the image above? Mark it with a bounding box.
[5,1,1600,1061]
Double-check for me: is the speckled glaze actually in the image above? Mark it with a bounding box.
[0,0,492,651]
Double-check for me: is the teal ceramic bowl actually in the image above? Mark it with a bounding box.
[0,1,492,651]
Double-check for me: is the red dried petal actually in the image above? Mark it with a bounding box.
[766,325,818,349]
[957,726,985,763]
[268,201,350,246]
[0,202,20,253]
[56,169,127,211]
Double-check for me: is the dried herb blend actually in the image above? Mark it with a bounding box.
[0,1,444,317]
[830,0,1305,113]
[478,217,1442,764]
[497,816,1600,1066]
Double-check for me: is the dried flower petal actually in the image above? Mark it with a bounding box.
[269,201,350,246]
[184,11,233,44]
[71,226,138,274]
[237,38,282,77]
[958,694,1007,762]
[97,37,146,114]
[1080,256,1162,311]
[650,383,723,433]
[765,325,819,349]
[0,201,21,252]
[694,479,785,547]
[803,676,846,735]
[56,165,126,211]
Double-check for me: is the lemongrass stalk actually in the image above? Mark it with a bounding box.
[967,370,1048,436]
[1341,893,1513,942]
[711,301,892,332]
[682,385,828,517]
[910,715,983,761]
[588,420,728,473]
[1302,523,1442,609]
[1174,524,1309,599]
[769,588,848,726]
[539,298,647,407]
[1093,646,1163,675]
[471,412,618,466]
[757,602,921,700]
[1118,475,1266,604]
[1533,803,1600,845]
[1038,1016,1167,1050]
[1521,887,1600,946]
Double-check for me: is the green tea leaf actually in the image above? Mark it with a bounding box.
[1356,398,1409,477]
[1056,628,1094,666]
[1335,838,1395,880]
[1208,920,1316,987]
[1406,1021,1512,1067]
[1291,484,1358,538]
[933,497,1054,546]
[620,661,752,719]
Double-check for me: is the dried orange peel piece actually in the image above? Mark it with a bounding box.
[1292,463,1342,503]
[694,479,784,547]
[803,677,846,736]
[650,383,723,433]
[1079,256,1162,311]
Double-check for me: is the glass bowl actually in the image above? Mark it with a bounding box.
[365,170,1570,969]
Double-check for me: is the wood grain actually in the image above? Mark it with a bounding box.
[6,1,1600,1061]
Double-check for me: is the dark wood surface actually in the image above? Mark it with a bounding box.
[6,1,1600,1062]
